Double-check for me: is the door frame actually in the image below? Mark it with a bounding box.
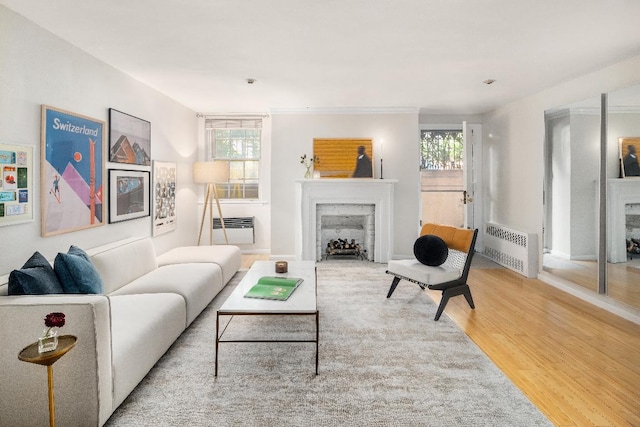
[419,123,483,250]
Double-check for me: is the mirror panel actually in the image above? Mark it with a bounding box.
[607,83,640,310]
[543,96,601,293]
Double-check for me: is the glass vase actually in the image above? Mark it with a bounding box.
[304,165,312,179]
[38,328,58,353]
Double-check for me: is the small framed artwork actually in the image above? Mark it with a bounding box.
[41,105,105,236]
[152,160,177,236]
[620,137,640,178]
[0,143,34,226]
[313,138,374,178]
[109,109,151,166]
[108,169,150,223]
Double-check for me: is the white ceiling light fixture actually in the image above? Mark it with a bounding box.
[246,78,256,84]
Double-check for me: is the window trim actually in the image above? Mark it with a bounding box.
[204,116,264,201]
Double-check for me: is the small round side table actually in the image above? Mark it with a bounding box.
[18,335,77,427]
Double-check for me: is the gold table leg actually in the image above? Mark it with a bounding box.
[47,365,55,427]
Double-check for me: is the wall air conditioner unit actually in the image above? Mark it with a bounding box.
[213,216,255,244]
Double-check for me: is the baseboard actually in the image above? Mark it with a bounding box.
[268,254,297,261]
[538,271,640,325]
[239,249,270,255]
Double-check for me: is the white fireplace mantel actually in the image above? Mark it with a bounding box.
[295,179,397,262]
[607,178,640,263]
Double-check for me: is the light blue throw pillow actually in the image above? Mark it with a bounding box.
[54,245,104,294]
[8,252,64,295]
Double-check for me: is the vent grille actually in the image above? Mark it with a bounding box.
[213,217,253,229]
[213,217,255,244]
[483,222,537,278]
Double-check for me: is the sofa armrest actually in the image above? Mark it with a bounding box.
[0,295,113,427]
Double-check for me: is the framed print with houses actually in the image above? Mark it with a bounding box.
[109,108,151,166]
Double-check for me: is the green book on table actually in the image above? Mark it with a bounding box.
[244,276,304,301]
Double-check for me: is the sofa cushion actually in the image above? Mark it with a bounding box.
[386,258,461,285]
[90,238,159,294]
[109,293,185,409]
[413,234,448,266]
[55,246,104,294]
[156,245,241,285]
[109,263,223,326]
[8,252,63,295]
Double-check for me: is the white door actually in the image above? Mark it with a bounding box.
[420,123,480,230]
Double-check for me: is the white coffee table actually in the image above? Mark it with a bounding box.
[215,260,318,376]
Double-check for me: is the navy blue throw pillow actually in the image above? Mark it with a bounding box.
[54,245,104,294]
[8,252,64,295]
[413,234,449,266]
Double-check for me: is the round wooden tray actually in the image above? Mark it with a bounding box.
[18,335,77,366]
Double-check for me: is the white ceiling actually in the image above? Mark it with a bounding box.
[3,0,640,114]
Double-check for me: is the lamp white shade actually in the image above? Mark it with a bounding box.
[192,161,229,183]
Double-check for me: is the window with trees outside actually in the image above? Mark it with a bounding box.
[420,130,463,170]
[205,118,262,199]
[419,129,465,227]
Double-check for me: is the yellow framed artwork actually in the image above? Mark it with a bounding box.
[313,138,374,178]
[620,137,640,178]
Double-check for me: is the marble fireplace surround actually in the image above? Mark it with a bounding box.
[295,179,397,263]
[608,178,640,263]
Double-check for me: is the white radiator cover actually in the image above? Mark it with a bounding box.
[483,222,538,278]
[213,217,255,244]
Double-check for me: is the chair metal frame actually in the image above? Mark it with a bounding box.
[386,227,478,321]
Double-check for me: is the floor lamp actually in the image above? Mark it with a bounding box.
[193,161,229,245]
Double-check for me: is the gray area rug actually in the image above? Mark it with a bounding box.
[106,261,548,426]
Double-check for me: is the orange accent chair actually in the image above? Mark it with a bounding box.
[386,223,478,321]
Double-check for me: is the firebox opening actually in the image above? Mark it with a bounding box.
[317,204,375,262]
[626,203,640,257]
[321,215,367,260]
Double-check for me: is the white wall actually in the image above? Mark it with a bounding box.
[270,111,420,259]
[481,54,640,264]
[0,6,199,274]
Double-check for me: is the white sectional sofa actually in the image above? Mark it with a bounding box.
[0,237,241,427]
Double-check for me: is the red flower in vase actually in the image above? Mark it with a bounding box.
[44,312,65,329]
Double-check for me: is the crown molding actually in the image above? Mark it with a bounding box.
[545,105,640,119]
[269,106,419,115]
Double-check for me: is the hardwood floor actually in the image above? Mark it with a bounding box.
[427,268,640,427]
[240,253,269,269]
[240,255,640,426]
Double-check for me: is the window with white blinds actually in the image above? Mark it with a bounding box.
[205,117,263,200]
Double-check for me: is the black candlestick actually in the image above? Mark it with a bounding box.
[380,158,383,179]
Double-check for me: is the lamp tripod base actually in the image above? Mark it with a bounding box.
[197,183,228,245]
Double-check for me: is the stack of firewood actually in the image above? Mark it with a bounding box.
[327,239,360,250]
